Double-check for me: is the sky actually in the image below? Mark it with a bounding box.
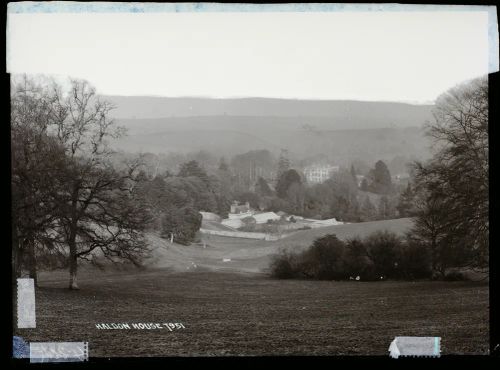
[6,8,494,103]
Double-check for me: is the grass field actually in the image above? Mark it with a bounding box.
[16,268,489,356]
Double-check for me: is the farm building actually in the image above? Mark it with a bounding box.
[221,211,281,229]
[252,212,281,224]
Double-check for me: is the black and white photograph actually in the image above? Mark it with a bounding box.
[7,1,497,361]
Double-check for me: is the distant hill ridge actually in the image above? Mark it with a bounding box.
[105,96,434,161]
[103,95,434,129]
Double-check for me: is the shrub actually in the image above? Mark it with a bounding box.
[239,216,257,232]
[298,234,346,280]
[399,239,432,279]
[343,238,376,280]
[364,231,403,279]
[161,206,202,245]
[269,250,298,279]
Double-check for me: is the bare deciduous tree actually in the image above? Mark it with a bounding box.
[410,76,488,273]
[47,79,150,289]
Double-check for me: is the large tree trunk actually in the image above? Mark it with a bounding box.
[14,248,23,278]
[27,238,38,287]
[68,184,80,290]
[23,237,38,287]
[69,258,79,290]
[68,252,79,290]
[12,227,23,279]
[68,231,79,290]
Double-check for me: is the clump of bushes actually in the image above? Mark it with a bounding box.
[270,231,433,281]
[298,234,346,280]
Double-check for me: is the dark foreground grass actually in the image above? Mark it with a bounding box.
[15,268,489,357]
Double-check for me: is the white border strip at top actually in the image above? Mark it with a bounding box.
[6,2,497,14]
[6,2,499,74]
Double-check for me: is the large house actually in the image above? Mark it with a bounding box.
[303,164,340,184]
